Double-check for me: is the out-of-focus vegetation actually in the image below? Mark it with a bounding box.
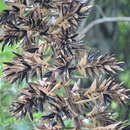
[0,0,130,129]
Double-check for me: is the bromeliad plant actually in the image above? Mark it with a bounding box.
[0,0,130,129]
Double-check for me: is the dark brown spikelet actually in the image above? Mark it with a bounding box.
[1,0,130,130]
[78,53,124,77]
[3,44,49,83]
[50,27,85,64]
[10,79,57,120]
[1,23,27,51]
[84,79,129,105]
[55,0,92,30]
[0,5,20,24]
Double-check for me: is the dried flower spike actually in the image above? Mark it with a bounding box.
[0,0,129,130]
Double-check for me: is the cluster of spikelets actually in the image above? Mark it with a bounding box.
[0,0,130,130]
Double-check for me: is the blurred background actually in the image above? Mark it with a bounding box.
[0,0,130,129]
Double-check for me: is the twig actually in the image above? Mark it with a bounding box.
[78,17,130,40]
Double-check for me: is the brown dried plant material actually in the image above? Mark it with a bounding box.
[10,79,58,120]
[54,0,93,29]
[0,0,129,130]
[3,44,50,83]
[78,53,124,77]
[84,79,129,105]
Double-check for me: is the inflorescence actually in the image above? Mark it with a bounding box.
[0,0,130,129]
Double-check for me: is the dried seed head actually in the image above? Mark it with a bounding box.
[0,0,129,129]
[78,52,124,77]
[3,44,50,83]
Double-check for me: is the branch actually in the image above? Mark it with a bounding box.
[78,17,130,40]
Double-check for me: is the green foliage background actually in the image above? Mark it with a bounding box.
[0,0,130,129]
